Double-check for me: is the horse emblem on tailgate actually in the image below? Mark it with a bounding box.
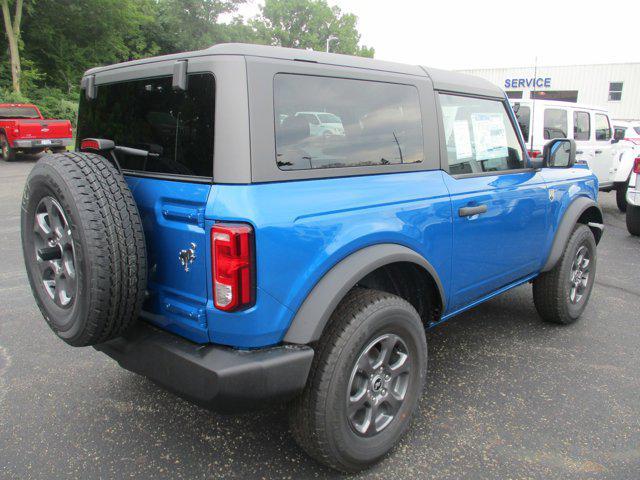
[179,242,197,272]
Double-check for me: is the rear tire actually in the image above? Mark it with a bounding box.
[616,181,628,213]
[532,224,596,325]
[627,204,640,236]
[21,152,147,346]
[289,289,427,472]
[1,133,16,162]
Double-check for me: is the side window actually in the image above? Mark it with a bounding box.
[573,111,590,141]
[296,113,319,125]
[273,74,423,171]
[543,108,568,139]
[512,103,531,142]
[595,114,612,141]
[613,127,626,141]
[439,94,525,175]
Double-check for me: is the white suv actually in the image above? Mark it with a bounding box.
[294,111,345,137]
[625,156,640,235]
[511,100,637,212]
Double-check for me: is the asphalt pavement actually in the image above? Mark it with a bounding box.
[0,156,638,479]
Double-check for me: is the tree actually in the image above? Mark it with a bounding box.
[1,0,24,93]
[251,0,374,57]
[21,0,159,94]
[147,0,252,54]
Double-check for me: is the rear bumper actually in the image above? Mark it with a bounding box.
[12,138,72,149]
[94,322,314,413]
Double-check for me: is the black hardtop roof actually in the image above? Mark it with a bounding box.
[83,43,504,98]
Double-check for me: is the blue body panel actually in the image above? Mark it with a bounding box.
[442,170,549,310]
[207,171,452,347]
[127,165,598,349]
[125,176,212,343]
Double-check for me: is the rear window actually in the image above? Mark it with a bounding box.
[274,74,423,171]
[77,73,214,178]
[634,127,640,136]
[0,106,39,119]
[543,108,567,139]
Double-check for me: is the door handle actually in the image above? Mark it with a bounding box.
[459,205,488,217]
[595,150,603,154]
[576,150,584,154]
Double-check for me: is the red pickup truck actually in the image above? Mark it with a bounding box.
[0,103,73,162]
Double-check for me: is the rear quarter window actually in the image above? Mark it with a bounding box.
[77,73,215,178]
[273,74,423,171]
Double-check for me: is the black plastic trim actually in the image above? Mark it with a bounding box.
[95,322,314,413]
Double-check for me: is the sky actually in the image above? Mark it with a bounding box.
[231,0,640,70]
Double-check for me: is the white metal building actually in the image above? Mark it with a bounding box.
[458,63,640,121]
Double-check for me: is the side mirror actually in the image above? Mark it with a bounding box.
[543,138,576,168]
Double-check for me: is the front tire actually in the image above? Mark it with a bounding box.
[289,289,427,472]
[627,204,640,236]
[533,224,596,324]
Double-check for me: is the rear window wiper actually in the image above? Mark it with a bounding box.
[80,138,161,172]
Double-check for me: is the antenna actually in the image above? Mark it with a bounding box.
[529,56,538,153]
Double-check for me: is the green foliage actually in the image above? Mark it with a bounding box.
[148,0,255,53]
[2,0,373,121]
[21,0,159,93]
[251,0,374,57]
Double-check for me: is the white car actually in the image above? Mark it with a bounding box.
[511,100,637,211]
[294,111,345,137]
[626,157,640,235]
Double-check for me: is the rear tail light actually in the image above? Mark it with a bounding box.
[211,223,255,312]
[80,139,100,150]
[68,123,73,136]
[528,149,542,158]
[633,157,640,174]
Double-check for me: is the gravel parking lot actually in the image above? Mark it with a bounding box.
[0,156,638,479]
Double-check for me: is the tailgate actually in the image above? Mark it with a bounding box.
[17,120,71,139]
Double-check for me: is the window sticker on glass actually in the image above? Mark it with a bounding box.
[470,113,508,161]
[453,121,473,159]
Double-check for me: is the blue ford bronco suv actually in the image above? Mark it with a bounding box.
[21,44,604,472]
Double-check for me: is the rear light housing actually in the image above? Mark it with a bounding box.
[80,138,100,151]
[633,157,640,174]
[211,223,255,312]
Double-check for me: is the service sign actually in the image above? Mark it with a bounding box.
[504,77,551,89]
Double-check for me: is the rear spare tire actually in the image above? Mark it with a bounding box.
[21,152,147,346]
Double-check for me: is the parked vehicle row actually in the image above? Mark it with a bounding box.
[511,99,639,212]
[20,44,604,472]
[0,103,73,161]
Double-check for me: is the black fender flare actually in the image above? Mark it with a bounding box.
[283,243,446,344]
[541,197,603,272]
